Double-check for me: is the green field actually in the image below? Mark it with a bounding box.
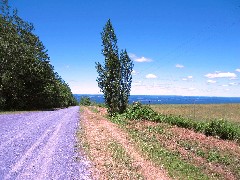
[151,104,240,123]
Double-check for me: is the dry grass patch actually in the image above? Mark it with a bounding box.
[126,120,240,179]
[78,106,170,180]
[78,105,240,179]
[151,104,240,123]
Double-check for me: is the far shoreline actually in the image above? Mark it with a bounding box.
[74,94,240,105]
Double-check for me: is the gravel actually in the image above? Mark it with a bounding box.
[0,106,92,180]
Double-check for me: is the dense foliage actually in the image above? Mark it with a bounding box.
[96,19,133,115]
[79,96,92,106]
[0,0,77,110]
[113,102,240,142]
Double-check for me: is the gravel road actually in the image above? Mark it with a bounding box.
[0,106,92,180]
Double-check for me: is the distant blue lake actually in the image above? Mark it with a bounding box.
[74,94,240,104]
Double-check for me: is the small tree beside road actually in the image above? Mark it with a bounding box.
[96,19,133,115]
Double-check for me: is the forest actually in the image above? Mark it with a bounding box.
[0,0,77,110]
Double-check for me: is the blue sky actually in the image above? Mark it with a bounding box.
[10,0,240,97]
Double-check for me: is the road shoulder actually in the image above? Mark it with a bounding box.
[79,106,170,180]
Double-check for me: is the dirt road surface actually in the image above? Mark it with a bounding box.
[0,106,92,180]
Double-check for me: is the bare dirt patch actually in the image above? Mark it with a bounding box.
[79,106,170,180]
[168,126,240,180]
[79,106,240,179]
[129,120,240,179]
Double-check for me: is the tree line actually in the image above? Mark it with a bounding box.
[0,0,77,110]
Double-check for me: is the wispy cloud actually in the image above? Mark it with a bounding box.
[229,82,238,86]
[131,69,138,75]
[188,87,196,91]
[236,69,240,72]
[146,74,157,79]
[132,81,142,86]
[182,75,193,81]
[205,72,237,79]
[176,64,184,68]
[129,53,152,62]
[207,80,217,84]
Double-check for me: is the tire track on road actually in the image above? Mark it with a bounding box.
[17,112,71,180]
[0,106,92,180]
[0,112,57,152]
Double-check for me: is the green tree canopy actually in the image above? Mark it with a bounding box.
[0,0,77,110]
[96,19,133,115]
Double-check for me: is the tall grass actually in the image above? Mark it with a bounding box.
[151,104,240,123]
[122,103,240,142]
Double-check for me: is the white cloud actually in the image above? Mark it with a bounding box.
[146,74,157,79]
[132,81,142,86]
[182,76,193,81]
[236,69,240,72]
[222,84,229,87]
[129,53,152,62]
[176,64,184,68]
[207,80,217,84]
[188,87,196,91]
[229,82,238,86]
[131,70,138,75]
[205,72,237,79]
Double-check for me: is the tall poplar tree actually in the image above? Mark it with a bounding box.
[96,19,133,115]
[119,49,133,113]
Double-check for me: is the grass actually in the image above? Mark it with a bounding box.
[89,106,100,113]
[76,113,91,162]
[107,141,143,179]
[78,106,145,179]
[151,104,240,123]
[109,103,240,179]
[108,141,133,168]
[111,115,213,179]
[110,114,240,179]
[79,104,240,179]
[124,103,240,142]
[127,127,211,179]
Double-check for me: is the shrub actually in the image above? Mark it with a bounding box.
[96,103,107,108]
[204,119,240,141]
[164,115,195,129]
[194,121,208,133]
[125,102,158,120]
[121,102,240,142]
[79,96,92,106]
